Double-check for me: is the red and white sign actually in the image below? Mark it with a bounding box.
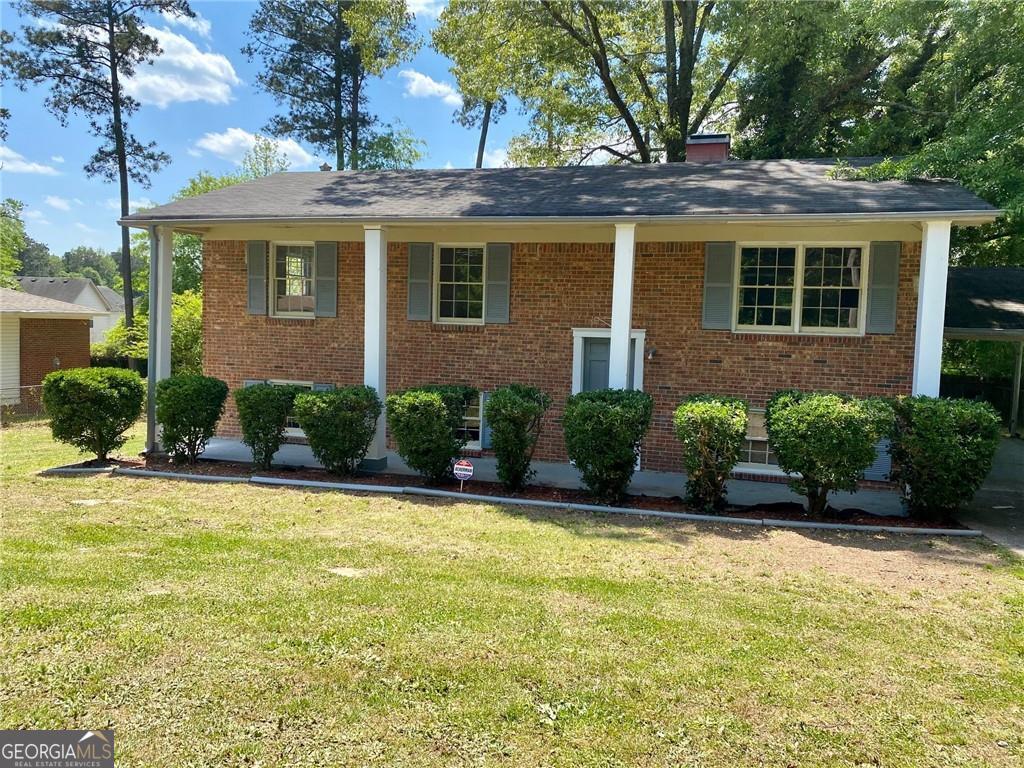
[453,459,474,481]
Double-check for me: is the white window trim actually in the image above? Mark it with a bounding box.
[570,328,646,395]
[732,241,870,336]
[433,242,487,326]
[267,379,313,437]
[461,395,483,451]
[270,240,316,319]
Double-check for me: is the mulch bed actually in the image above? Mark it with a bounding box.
[78,454,961,531]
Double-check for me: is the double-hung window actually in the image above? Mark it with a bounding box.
[272,243,315,316]
[436,245,485,323]
[457,394,483,449]
[735,243,867,333]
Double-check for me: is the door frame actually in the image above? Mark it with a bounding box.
[571,327,646,394]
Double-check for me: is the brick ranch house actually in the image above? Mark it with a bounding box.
[122,153,999,477]
[0,287,99,410]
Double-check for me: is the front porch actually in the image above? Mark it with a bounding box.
[200,436,905,517]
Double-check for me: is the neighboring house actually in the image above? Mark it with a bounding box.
[0,287,99,408]
[15,276,124,343]
[122,138,1000,476]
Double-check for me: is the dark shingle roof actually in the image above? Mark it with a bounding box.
[945,267,1024,336]
[96,284,125,312]
[15,276,97,305]
[122,159,998,225]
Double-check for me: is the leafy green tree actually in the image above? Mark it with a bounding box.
[0,199,26,288]
[93,290,203,375]
[16,237,63,277]
[4,0,194,335]
[243,0,421,170]
[435,0,789,165]
[62,246,120,287]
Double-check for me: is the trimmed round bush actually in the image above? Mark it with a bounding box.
[766,391,886,516]
[293,386,383,475]
[42,367,144,460]
[889,396,1001,519]
[156,374,228,463]
[234,383,302,470]
[484,384,552,491]
[563,388,653,501]
[386,385,477,483]
[673,395,748,511]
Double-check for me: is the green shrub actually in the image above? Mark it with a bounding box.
[766,391,885,516]
[386,385,477,482]
[563,388,653,501]
[155,374,228,463]
[234,383,302,470]
[673,395,748,511]
[293,386,383,475]
[484,384,552,491]
[889,396,1001,519]
[42,367,145,460]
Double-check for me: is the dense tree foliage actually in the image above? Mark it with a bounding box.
[243,0,422,170]
[1,199,26,288]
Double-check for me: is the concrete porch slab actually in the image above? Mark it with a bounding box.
[202,437,905,517]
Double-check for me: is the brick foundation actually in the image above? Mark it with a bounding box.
[203,239,919,472]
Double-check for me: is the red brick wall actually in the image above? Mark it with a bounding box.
[19,318,92,406]
[203,239,920,471]
[203,240,365,435]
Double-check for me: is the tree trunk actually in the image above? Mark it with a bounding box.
[806,486,828,517]
[107,6,136,371]
[349,68,361,170]
[333,8,345,170]
[662,2,685,162]
[673,0,699,162]
[475,100,492,169]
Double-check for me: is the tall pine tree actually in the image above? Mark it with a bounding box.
[5,0,194,332]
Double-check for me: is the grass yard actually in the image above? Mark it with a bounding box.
[1,420,1022,767]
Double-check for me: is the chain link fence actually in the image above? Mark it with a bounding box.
[1,385,48,425]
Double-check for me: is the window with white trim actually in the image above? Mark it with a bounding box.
[436,245,484,322]
[268,380,313,437]
[735,243,867,333]
[272,243,315,316]
[457,393,482,449]
[739,410,779,468]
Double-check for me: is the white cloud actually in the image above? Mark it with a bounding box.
[105,197,155,213]
[192,127,315,168]
[0,146,61,175]
[51,155,65,164]
[123,26,240,109]
[481,147,509,168]
[408,0,445,19]
[443,160,455,170]
[75,222,99,234]
[399,69,462,108]
[23,209,51,225]
[160,9,212,38]
[45,195,72,211]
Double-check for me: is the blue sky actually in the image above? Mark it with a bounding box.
[1,0,526,256]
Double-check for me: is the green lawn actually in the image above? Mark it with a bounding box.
[1,421,1022,767]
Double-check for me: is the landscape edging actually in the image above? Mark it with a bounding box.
[86,466,982,538]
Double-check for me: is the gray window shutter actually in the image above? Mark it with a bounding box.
[863,438,892,481]
[246,241,268,315]
[480,391,492,449]
[484,243,511,324]
[866,241,900,334]
[314,241,338,318]
[312,383,335,392]
[408,243,433,320]
[702,242,736,329]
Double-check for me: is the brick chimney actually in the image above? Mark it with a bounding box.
[685,133,730,163]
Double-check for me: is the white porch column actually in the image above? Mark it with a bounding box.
[363,225,388,468]
[912,220,952,396]
[609,223,637,389]
[146,224,173,453]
